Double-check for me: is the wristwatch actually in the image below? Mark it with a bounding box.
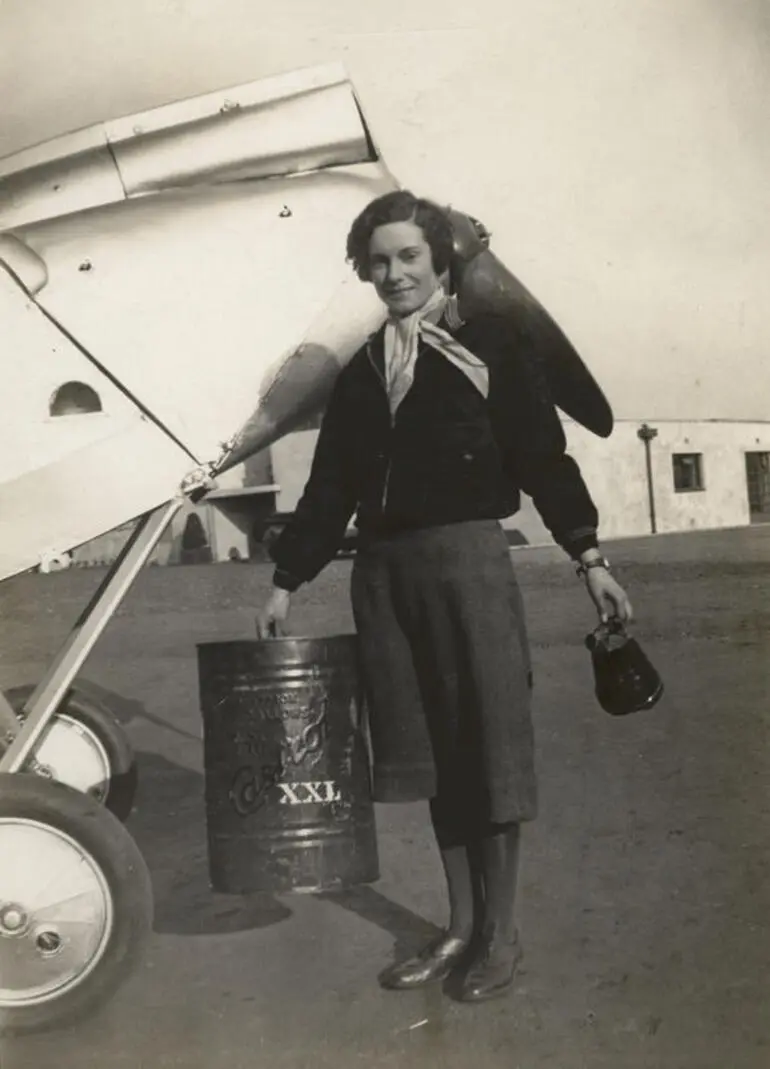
[575,555,611,579]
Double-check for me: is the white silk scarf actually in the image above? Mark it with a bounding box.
[383,288,489,416]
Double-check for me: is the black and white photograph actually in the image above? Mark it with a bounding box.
[0,2,768,1066]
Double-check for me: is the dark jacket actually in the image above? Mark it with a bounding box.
[271,313,599,590]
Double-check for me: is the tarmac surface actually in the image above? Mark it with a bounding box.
[0,524,768,1068]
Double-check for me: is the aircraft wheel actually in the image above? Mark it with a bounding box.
[3,686,138,821]
[0,773,152,1036]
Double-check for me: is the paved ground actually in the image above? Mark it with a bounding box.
[1,525,769,1068]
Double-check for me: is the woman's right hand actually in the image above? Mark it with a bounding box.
[256,587,292,639]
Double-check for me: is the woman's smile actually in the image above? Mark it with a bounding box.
[368,220,440,316]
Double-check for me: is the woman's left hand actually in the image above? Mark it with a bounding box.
[585,568,634,624]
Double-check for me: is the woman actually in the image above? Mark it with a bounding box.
[257,190,633,1003]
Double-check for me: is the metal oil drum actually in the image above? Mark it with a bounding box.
[197,636,379,894]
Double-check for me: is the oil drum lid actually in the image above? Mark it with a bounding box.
[197,635,359,669]
[448,209,614,439]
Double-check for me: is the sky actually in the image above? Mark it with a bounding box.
[1,0,768,421]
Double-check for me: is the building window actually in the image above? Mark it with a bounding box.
[49,381,102,416]
[672,453,704,492]
[746,452,770,517]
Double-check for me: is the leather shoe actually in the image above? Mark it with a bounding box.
[459,926,523,1003]
[379,931,471,990]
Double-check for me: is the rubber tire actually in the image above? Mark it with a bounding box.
[0,772,153,1037]
[3,685,138,822]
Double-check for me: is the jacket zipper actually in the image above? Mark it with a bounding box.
[381,454,393,511]
[367,340,394,511]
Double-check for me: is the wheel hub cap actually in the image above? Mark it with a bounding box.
[0,904,28,935]
[0,818,114,1006]
[32,715,111,803]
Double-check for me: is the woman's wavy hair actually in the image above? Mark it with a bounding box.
[346,190,455,282]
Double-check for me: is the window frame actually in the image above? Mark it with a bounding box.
[672,451,705,494]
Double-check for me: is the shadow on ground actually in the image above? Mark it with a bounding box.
[75,679,203,743]
[319,884,441,965]
[128,751,292,937]
[129,751,437,949]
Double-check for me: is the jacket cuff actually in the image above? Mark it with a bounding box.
[563,531,599,560]
[273,568,303,593]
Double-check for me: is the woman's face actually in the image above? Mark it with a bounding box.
[368,219,440,317]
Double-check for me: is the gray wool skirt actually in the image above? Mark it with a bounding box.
[351,519,537,828]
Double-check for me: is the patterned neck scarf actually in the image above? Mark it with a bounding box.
[383,287,489,416]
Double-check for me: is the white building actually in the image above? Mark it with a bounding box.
[558,418,770,540]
